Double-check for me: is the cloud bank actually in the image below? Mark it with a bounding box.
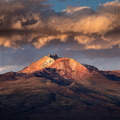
[0,0,120,50]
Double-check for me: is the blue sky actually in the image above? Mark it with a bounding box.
[49,0,114,12]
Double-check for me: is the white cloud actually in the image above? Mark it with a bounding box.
[0,65,25,74]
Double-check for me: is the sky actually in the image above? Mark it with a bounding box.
[0,0,120,74]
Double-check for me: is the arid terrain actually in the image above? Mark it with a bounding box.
[0,55,120,120]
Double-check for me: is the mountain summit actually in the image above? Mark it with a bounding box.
[18,54,98,80]
[18,54,59,74]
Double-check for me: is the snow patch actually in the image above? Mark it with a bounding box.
[42,58,55,68]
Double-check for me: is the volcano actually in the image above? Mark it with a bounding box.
[0,55,120,120]
[19,54,98,80]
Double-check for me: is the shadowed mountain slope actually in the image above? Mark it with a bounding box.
[0,55,120,120]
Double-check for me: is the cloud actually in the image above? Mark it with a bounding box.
[0,65,25,74]
[0,1,120,50]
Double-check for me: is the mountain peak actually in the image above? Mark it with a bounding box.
[18,55,99,81]
[18,54,60,74]
[47,54,59,59]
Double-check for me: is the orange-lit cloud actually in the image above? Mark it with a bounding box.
[0,0,120,50]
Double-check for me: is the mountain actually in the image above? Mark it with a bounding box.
[19,54,98,80]
[0,54,120,120]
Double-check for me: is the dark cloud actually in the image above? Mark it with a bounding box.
[66,45,120,59]
[0,1,120,49]
[0,0,120,49]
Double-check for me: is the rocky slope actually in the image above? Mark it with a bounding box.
[19,54,98,81]
[0,55,120,120]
